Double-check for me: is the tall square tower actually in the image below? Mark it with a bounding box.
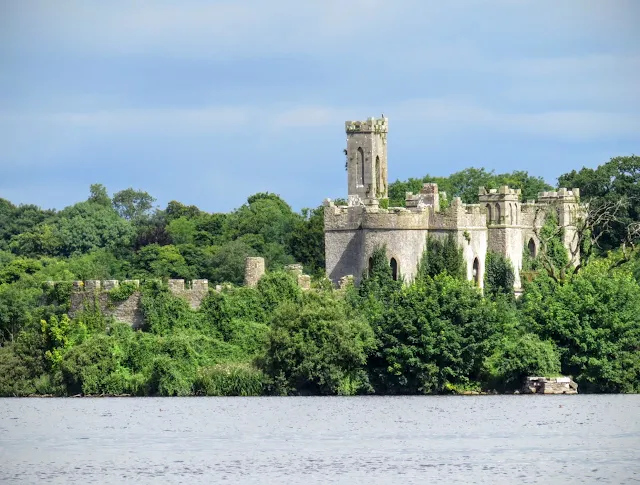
[345,117,388,200]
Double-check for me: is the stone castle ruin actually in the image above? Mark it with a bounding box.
[324,116,584,292]
[58,258,311,329]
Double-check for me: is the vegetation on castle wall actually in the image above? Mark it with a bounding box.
[0,157,639,396]
[484,252,515,298]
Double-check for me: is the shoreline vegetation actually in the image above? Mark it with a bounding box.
[1,158,640,397]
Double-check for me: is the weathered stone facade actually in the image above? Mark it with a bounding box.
[62,256,313,327]
[325,117,583,291]
[523,376,578,394]
[244,257,266,288]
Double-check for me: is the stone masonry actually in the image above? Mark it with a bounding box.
[325,116,584,292]
[244,257,266,288]
[523,376,578,394]
[62,256,312,327]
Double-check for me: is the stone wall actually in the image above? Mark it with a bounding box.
[68,280,144,329]
[244,257,265,288]
[324,116,586,292]
[523,376,578,394]
[61,257,312,327]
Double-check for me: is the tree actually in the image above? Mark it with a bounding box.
[416,233,465,282]
[558,155,640,251]
[388,168,553,207]
[368,274,504,394]
[531,195,639,283]
[483,333,561,391]
[88,184,111,207]
[484,252,515,298]
[519,260,640,393]
[289,205,325,275]
[261,292,375,395]
[112,188,156,221]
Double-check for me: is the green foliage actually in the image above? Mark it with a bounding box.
[1,168,639,397]
[558,155,640,250]
[112,188,156,221]
[519,260,640,392]
[388,168,552,207]
[262,292,375,395]
[194,363,265,396]
[107,281,138,302]
[540,210,569,270]
[368,274,505,394]
[256,271,303,314]
[140,280,201,333]
[41,315,87,370]
[88,184,111,207]
[416,234,466,282]
[289,205,325,275]
[483,333,561,391]
[484,252,515,298]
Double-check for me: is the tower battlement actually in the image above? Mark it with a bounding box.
[478,186,521,201]
[345,117,388,133]
[325,115,586,291]
[537,188,580,203]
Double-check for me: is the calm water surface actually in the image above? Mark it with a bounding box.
[1,395,639,484]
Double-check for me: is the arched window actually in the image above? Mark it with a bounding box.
[357,147,365,186]
[375,155,381,196]
[368,257,374,276]
[390,258,398,281]
[495,203,501,224]
[528,238,536,258]
[486,204,492,224]
[472,258,480,286]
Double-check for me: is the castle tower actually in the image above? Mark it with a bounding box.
[479,186,523,289]
[345,116,388,201]
[537,188,581,267]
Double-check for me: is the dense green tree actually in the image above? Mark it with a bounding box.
[262,292,375,395]
[519,260,640,392]
[112,188,156,221]
[484,252,515,298]
[558,155,640,251]
[367,274,505,394]
[88,184,111,207]
[415,234,466,282]
[483,333,561,391]
[388,168,553,207]
[289,205,325,275]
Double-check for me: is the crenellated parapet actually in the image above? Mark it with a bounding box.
[325,115,589,292]
[68,279,144,328]
[345,117,388,134]
[166,279,209,309]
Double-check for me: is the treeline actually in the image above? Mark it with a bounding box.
[0,156,639,396]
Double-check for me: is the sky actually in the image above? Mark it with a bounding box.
[1,0,639,213]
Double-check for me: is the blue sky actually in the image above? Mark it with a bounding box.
[1,0,638,213]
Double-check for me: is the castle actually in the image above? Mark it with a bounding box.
[323,116,583,292]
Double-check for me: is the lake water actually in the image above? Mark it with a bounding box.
[1,395,639,484]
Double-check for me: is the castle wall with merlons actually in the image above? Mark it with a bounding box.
[324,185,582,291]
[56,256,312,328]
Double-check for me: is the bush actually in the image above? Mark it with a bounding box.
[484,252,515,298]
[483,333,561,391]
[261,292,375,395]
[194,363,265,396]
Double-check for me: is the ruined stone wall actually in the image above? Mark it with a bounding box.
[61,257,312,327]
[68,280,144,329]
[67,278,208,328]
[244,257,265,288]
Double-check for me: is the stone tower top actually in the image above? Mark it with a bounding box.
[345,115,389,201]
[345,117,389,133]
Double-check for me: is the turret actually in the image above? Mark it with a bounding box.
[345,116,388,201]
